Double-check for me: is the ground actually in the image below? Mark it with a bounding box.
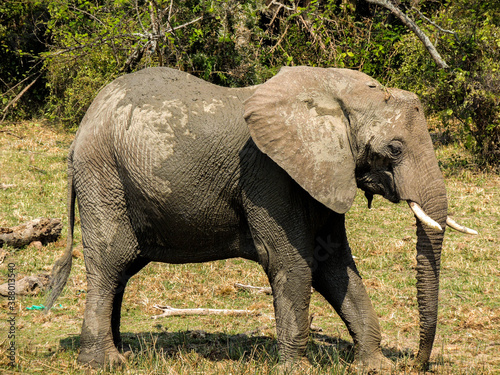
[0,121,498,374]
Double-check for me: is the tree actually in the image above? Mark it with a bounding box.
[1,0,498,165]
[0,0,50,120]
[391,0,500,164]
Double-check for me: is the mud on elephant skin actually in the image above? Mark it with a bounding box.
[45,66,476,369]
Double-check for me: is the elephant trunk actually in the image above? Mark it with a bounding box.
[412,184,447,366]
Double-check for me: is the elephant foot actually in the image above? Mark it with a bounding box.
[78,346,128,369]
[405,358,430,372]
[276,357,311,374]
[118,342,135,360]
[353,350,393,374]
[115,340,132,353]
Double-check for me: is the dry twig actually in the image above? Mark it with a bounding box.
[152,305,261,319]
[0,130,23,139]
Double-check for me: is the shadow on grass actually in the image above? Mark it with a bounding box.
[58,330,411,367]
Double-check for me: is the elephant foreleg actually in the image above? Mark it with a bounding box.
[266,259,313,362]
[311,216,391,370]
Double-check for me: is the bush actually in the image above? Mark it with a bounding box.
[391,1,500,166]
[2,0,499,168]
[41,0,271,126]
[0,1,49,120]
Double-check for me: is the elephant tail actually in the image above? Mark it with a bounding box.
[45,162,76,312]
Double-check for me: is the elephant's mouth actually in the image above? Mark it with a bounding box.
[355,171,400,205]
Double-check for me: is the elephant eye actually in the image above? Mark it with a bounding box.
[387,141,403,157]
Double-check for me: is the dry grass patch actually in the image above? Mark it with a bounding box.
[0,122,498,374]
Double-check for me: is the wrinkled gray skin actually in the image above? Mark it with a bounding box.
[46,67,447,369]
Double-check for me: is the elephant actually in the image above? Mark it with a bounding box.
[45,66,476,370]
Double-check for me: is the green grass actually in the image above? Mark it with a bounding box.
[0,122,498,374]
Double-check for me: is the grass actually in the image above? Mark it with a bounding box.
[0,121,498,374]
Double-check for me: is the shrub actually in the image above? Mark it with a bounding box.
[390,1,500,166]
[0,0,49,120]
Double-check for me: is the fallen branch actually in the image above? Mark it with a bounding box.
[309,314,323,333]
[0,274,50,296]
[152,305,261,319]
[234,283,272,295]
[0,218,62,248]
[0,183,16,190]
[0,131,23,139]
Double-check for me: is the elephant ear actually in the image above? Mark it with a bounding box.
[243,66,357,214]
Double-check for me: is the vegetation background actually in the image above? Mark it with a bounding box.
[0,0,499,374]
[1,0,499,165]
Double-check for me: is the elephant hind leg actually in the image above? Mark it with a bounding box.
[78,284,124,367]
[79,252,145,367]
[111,257,150,350]
[77,214,143,366]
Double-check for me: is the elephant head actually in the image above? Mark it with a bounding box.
[244,66,475,365]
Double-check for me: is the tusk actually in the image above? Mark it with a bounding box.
[408,201,443,231]
[446,217,478,235]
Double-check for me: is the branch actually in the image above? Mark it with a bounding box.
[135,0,148,36]
[412,7,459,41]
[366,0,449,69]
[167,0,174,21]
[1,73,42,122]
[151,305,261,319]
[165,16,203,34]
[69,5,105,26]
[269,0,295,12]
[49,34,143,58]
[1,67,42,97]
[121,13,203,72]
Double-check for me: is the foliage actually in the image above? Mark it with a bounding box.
[0,0,499,164]
[41,0,274,126]
[256,0,407,80]
[391,0,500,165]
[39,0,415,126]
[0,0,50,120]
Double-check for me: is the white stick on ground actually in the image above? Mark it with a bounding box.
[151,305,261,319]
